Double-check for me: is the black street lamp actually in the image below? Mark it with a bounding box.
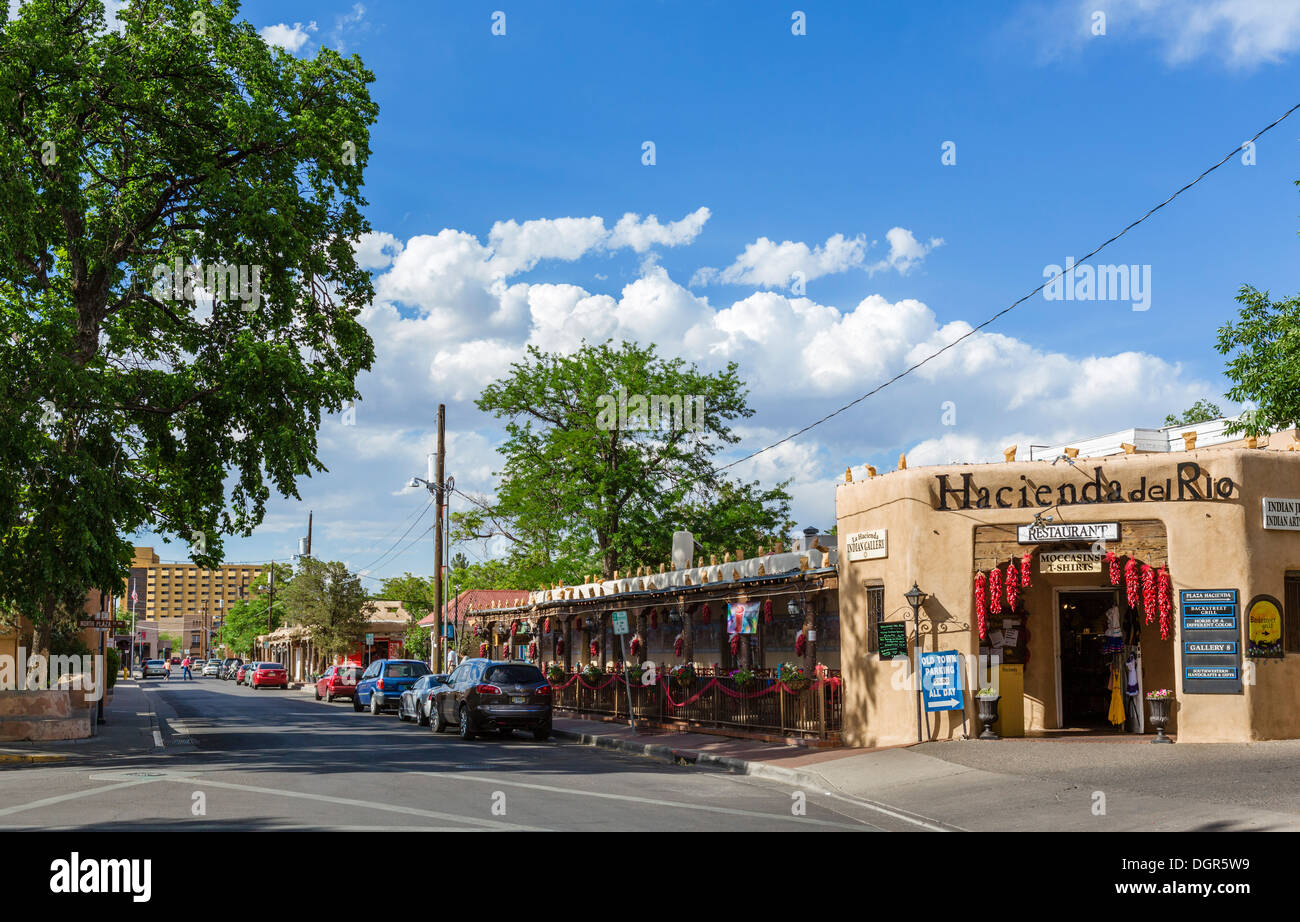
[904,582,929,743]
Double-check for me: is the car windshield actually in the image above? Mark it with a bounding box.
[261,663,283,670]
[484,665,545,685]
[385,662,430,678]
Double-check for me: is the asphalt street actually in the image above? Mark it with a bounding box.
[0,677,935,832]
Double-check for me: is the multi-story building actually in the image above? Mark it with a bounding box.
[129,547,265,658]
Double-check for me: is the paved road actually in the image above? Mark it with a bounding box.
[0,678,941,832]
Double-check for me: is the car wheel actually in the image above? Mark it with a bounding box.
[498,728,513,738]
[417,703,429,727]
[432,706,448,733]
[352,696,362,712]
[398,700,408,722]
[533,725,551,742]
[325,690,333,703]
[370,695,381,716]
[458,706,475,741]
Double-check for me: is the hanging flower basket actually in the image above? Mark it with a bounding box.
[581,664,604,683]
[777,662,810,692]
[730,668,756,687]
[670,663,697,687]
[626,664,644,685]
[546,664,565,684]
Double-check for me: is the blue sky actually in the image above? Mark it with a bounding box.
[135,0,1300,581]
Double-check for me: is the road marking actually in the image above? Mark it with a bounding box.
[0,777,163,818]
[412,771,870,829]
[153,730,165,748]
[151,774,542,831]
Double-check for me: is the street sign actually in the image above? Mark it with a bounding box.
[920,650,964,712]
[611,610,630,635]
[365,633,374,645]
[79,617,126,631]
[1181,590,1242,694]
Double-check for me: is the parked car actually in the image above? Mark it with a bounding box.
[141,659,168,679]
[251,662,288,689]
[398,674,449,725]
[353,659,431,715]
[430,659,551,741]
[202,660,222,677]
[235,662,252,684]
[314,664,362,702]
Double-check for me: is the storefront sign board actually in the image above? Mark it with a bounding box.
[1180,590,1241,694]
[1039,551,1103,573]
[845,529,888,561]
[877,621,907,659]
[1017,522,1119,544]
[920,650,963,712]
[1262,497,1300,530]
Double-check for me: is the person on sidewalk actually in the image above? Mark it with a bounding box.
[182,656,193,681]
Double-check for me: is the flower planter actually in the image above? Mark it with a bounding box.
[1147,697,1174,743]
[977,695,1000,740]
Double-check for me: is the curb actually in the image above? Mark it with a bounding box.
[551,726,830,791]
[0,751,68,763]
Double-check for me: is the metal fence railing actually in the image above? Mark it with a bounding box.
[548,668,842,740]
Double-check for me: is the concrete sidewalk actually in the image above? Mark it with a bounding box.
[551,716,1300,831]
[0,679,164,763]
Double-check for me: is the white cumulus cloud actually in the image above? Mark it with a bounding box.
[260,20,318,52]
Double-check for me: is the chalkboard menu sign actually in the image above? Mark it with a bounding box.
[877,621,908,659]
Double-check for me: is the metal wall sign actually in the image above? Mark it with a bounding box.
[845,529,888,561]
[611,610,630,635]
[877,621,907,659]
[1017,522,1119,544]
[920,650,963,712]
[1180,590,1242,694]
[1039,551,1103,573]
[1262,497,1300,530]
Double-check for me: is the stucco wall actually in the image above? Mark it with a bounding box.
[836,448,1300,747]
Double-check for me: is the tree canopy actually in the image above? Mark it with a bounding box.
[1218,287,1300,436]
[454,340,793,583]
[1164,399,1223,428]
[279,558,373,659]
[0,0,378,647]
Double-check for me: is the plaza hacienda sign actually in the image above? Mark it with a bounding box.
[934,461,1237,511]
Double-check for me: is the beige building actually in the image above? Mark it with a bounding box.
[837,419,1300,747]
[129,547,264,658]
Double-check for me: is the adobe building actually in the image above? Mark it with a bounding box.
[836,417,1300,747]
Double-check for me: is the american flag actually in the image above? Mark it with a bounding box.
[130,580,138,605]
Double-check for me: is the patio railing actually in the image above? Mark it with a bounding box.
[548,668,842,740]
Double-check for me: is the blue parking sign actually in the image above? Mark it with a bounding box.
[920,650,964,712]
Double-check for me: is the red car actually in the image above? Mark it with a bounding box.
[235,663,251,683]
[315,664,362,702]
[251,662,288,689]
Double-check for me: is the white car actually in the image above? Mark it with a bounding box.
[202,660,222,677]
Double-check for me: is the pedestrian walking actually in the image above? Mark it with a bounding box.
[163,660,171,681]
[182,655,193,681]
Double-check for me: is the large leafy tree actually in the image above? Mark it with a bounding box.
[456,341,793,583]
[0,0,378,650]
[1218,287,1300,436]
[279,558,373,659]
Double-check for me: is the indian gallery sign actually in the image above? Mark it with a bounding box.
[845,529,887,561]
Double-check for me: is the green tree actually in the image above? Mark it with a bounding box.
[377,571,436,661]
[217,562,292,656]
[1164,398,1223,428]
[0,0,378,652]
[1217,287,1300,436]
[457,340,793,583]
[280,558,373,660]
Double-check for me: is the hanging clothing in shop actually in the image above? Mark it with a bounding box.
[1125,654,1139,695]
[1102,605,1125,654]
[1107,664,1126,726]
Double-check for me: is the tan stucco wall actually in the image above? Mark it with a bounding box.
[836,448,1300,747]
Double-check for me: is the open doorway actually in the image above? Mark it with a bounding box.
[1058,589,1121,728]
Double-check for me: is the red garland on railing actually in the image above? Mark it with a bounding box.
[1141,564,1156,625]
[763,598,772,624]
[1156,565,1172,640]
[975,571,987,640]
[1124,557,1140,608]
[989,565,1003,616]
[1020,551,1032,589]
[674,633,684,657]
[1005,559,1020,611]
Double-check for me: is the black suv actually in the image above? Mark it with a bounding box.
[430,659,552,741]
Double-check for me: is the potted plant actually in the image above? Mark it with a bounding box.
[670,663,697,687]
[1146,689,1175,743]
[730,667,756,687]
[976,687,1000,740]
[581,663,604,684]
[625,663,644,685]
[777,662,810,692]
[546,664,566,684]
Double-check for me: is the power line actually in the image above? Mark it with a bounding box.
[714,99,1300,474]
[354,499,433,574]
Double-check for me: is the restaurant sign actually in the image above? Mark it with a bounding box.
[935,462,1237,511]
[1039,551,1104,572]
[845,528,887,561]
[1017,522,1119,545]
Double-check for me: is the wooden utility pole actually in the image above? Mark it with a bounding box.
[432,403,446,671]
